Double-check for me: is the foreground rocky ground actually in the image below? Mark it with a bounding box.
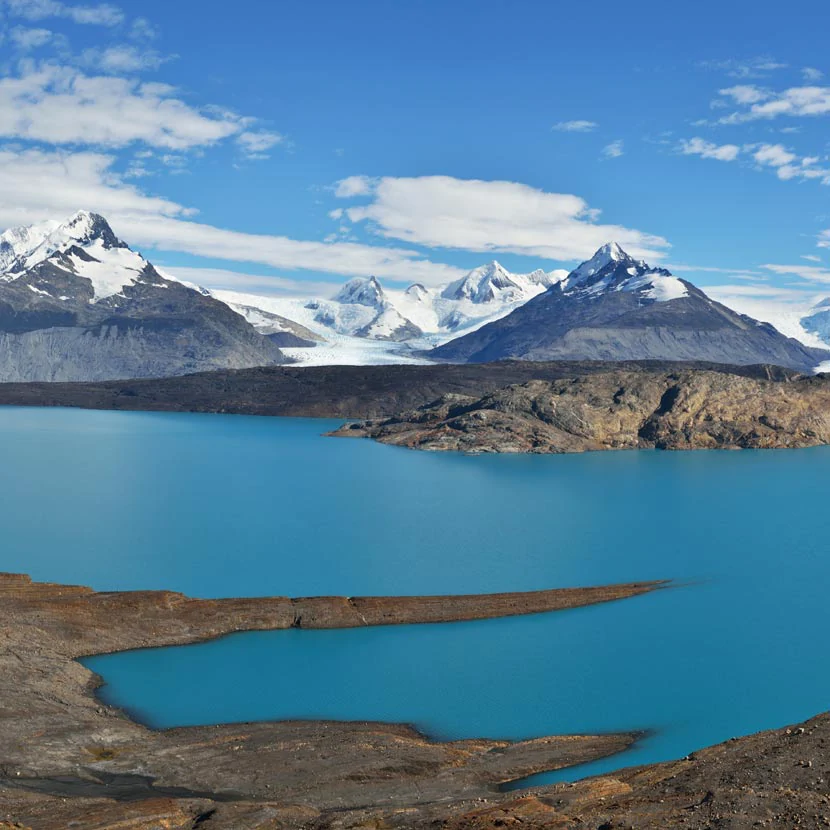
[2,577,829,829]
[0,573,661,829]
[333,370,830,453]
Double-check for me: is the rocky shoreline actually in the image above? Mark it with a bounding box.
[332,369,830,454]
[2,574,829,828]
[0,573,661,829]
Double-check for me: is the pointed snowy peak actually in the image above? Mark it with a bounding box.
[568,242,637,285]
[0,219,62,274]
[59,211,127,251]
[334,276,386,307]
[441,261,524,303]
[405,283,429,301]
[562,242,689,303]
[5,211,132,274]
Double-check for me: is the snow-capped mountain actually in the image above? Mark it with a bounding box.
[0,211,286,382]
[202,260,565,365]
[429,243,827,371]
[441,261,557,304]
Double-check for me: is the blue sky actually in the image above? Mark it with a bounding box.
[1,0,829,319]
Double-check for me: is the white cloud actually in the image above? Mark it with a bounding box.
[8,25,55,49]
[236,130,283,157]
[158,266,342,298]
[2,0,124,26]
[129,17,157,41]
[719,84,768,104]
[752,143,797,167]
[552,120,597,132]
[601,139,624,159]
[762,263,830,283]
[802,255,822,262]
[328,208,344,220]
[678,137,741,161]
[719,85,830,123]
[700,58,787,79]
[335,175,375,197]
[803,67,824,81]
[337,175,670,262]
[0,147,465,285]
[80,45,172,73]
[819,230,830,249]
[0,64,255,150]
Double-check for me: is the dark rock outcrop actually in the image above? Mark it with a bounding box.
[332,370,830,453]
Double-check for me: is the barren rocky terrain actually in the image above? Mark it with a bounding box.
[333,369,830,453]
[0,573,660,829]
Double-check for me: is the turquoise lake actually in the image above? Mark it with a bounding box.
[2,405,829,784]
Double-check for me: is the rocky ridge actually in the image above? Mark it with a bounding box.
[332,369,830,453]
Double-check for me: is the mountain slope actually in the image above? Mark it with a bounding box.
[0,212,286,382]
[429,243,826,371]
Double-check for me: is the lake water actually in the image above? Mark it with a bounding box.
[2,406,829,784]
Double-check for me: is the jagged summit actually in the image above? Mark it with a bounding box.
[0,211,130,277]
[568,242,638,285]
[334,276,386,307]
[0,211,287,381]
[429,241,824,371]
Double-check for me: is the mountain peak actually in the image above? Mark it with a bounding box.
[60,211,126,251]
[568,242,639,287]
[334,275,386,307]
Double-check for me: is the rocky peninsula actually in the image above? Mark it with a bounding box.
[0,573,661,829]
[332,369,830,454]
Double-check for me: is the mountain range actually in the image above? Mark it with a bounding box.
[0,212,828,380]
[428,243,827,371]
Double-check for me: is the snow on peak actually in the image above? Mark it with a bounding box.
[0,210,129,275]
[563,243,689,303]
[569,242,635,285]
[334,275,386,307]
[442,261,525,303]
[0,211,153,301]
[405,283,429,301]
[0,219,62,273]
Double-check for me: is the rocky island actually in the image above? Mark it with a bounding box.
[332,369,830,454]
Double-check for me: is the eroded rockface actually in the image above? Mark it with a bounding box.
[0,574,660,829]
[332,370,830,453]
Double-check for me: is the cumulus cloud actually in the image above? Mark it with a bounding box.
[8,25,56,49]
[80,45,172,73]
[752,143,797,167]
[803,67,824,81]
[601,139,624,159]
[719,84,768,104]
[0,147,464,284]
[552,120,597,132]
[335,175,375,197]
[718,84,830,123]
[236,130,283,157]
[819,230,830,249]
[678,137,741,161]
[0,64,254,150]
[1,0,124,26]
[335,175,670,262]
